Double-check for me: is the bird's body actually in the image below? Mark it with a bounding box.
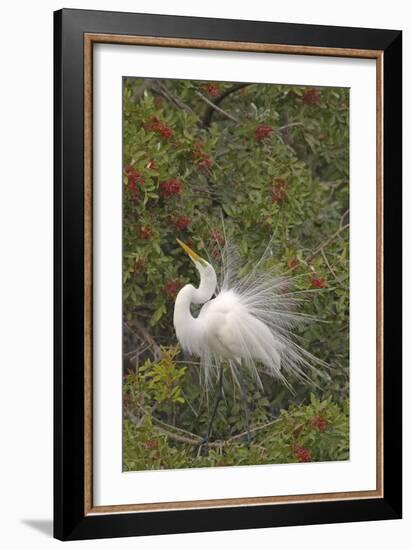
[177,289,281,368]
[173,239,325,391]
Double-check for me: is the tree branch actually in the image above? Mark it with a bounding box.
[201,83,249,127]
[125,406,282,448]
[125,319,161,361]
[195,90,239,123]
[153,81,194,113]
[227,417,281,442]
[307,223,350,263]
[320,247,337,279]
[275,121,304,132]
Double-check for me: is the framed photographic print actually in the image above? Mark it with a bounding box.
[54,8,402,541]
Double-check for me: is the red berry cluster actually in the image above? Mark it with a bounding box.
[271,178,288,204]
[311,415,328,432]
[145,116,174,140]
[254,124,274,141]
[160,178,182,199]
[302,88,321,105]
[311,276,327,289]
[204,83,221,98]
[170,216,191,231]
[193,141,213,171]
[164,279,183,298]
[124,165,145,203]
[137,225,153,240]
[293,445,312,463]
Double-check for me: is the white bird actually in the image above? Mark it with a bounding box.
[174,238,325,394]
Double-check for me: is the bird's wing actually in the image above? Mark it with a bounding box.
[199,290,283,378]
[198,283,325,389]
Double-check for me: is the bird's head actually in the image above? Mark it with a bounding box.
[176,239,215,278]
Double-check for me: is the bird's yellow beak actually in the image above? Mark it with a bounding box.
[176,239,202,262]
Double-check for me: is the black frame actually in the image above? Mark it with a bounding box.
[54,8,402,541]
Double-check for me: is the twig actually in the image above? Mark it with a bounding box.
[124,408,147,428]
[154,426,204,446]
[126,406,283,448]
[126,407,224,447]
[195,90,239,123]
[227,417,281,442]
[180,390,198,416]
[154,82,194,113]
[125,319,161,361]
[319,180,346,188]
[201,83,249,127]
[275,122,304,132]
[307,224,349,263]
[151,413,204,441]
[320,248,337,279]
[340,209,350,230]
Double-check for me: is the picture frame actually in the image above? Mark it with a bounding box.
[54,8,402,541]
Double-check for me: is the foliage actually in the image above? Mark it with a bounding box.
[122,77,349,470]
[124,367,349,470]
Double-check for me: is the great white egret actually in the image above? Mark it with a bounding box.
[173,237,325,444]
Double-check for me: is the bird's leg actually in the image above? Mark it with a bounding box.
[198,364,224,454]
[207,365,224,439]
[238,371,251,446]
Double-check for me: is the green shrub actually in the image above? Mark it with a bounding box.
[122,78,349,470]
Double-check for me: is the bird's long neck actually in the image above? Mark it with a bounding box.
[173,269,217,355]
[191,269,217,304]
[174,271,217,321]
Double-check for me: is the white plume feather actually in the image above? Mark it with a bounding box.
[173,233,328,392]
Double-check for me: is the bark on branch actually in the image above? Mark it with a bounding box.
[125,407,281,448]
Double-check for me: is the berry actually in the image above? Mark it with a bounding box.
[196,154,212,171]
[302,88,321,105]
[137,225,153,240]
[311,415,328,432]
[311,276,327,289]
[124,165,144,203]
[254,124,274,141]
[145,116,174,140]
[160,178,182,199]
[193,141,213,171]
[171,216,191,231]
[204,83,221,98]
[164,279,183,298]
[294,445,311,463]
